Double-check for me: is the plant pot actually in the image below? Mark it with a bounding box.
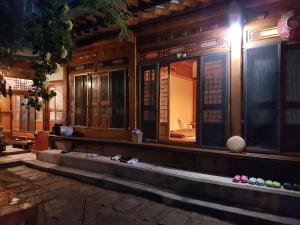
[132,133,143,144]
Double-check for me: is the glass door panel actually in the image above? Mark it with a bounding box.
[75,75,88,126]
[90,74,100,127]
[159,65,170,140]
[99,74,109,128]
[244,45,280,150]
[200,53,228,147]
[140,65,158,140]
[109,70,125,128]
[282,44,300,151]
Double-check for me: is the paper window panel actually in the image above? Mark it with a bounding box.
[286,109,300,124]
[203,59,223,105]
[286,48,300,102]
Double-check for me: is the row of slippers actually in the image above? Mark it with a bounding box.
[233,175,300,191]
[85,153,139,164]
[111,154,139,164]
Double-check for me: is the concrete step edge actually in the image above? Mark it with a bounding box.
[37,151,300,198]
[23,159,300,225]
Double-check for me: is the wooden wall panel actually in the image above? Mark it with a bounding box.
[68,38,135,140]
[0,95,11,144]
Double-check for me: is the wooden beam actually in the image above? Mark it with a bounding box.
[130,0,171,12]
[85,15,97,23]
[179,0,199,7]
[147,5,172,16]
[165,1,186,12]
[196,0,213,4]
[137,11,160,20]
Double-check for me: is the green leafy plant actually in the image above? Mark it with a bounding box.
[25,0,74,110]
[81,0,132,39]
[0,0,132,110]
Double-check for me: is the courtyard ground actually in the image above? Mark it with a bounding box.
[0,165,235,225]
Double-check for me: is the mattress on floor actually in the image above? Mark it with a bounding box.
[170,128,195,138]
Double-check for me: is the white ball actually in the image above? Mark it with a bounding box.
[227,136,246,153]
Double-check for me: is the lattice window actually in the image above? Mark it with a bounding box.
[143,69,156,106]
[286,109,300,124]
[203,60,223,106]
[12,95,36,132]
[5,77,33,91]
[160,66,169,123]
[48,84,64,130]
[203,110,222,123]
[286,48,300,102]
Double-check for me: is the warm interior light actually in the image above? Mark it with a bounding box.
[227,22,242,43]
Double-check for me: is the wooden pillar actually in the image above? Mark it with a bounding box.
[128,34,137,130]
[230,36,242,136]
[229,1,243,136]
[63,64,69,126]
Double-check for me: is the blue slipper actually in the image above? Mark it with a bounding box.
[248,177,256,185]
[256,178,265,186]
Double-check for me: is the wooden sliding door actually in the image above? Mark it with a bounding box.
[244,44,280,150]
[140,65,158,140]
[200,53,228,147]
[282,44,300,152]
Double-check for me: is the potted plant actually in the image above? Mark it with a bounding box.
[131,129,143,144]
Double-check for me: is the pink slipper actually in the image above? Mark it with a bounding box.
[233,175,241,183]
[241,175,248,183]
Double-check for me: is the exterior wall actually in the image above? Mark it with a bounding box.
[65,0,300,153]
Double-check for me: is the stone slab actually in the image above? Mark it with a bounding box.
[24,159,300,225]
[35,151,300,219]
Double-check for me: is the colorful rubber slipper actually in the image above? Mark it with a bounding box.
[256,178,265,186]
[292,184,300,191]
[241,175,248,183]
[265,180,273,187]
[272,181,281,188]
[111,154,122,161]
[283,182,293,190]
[248,177,256,185]
[233,175,241,183]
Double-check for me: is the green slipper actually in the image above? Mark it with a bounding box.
[248,177,256,185]
[272,181,281,188]
[265,180,273,187]
[256,178,265,186]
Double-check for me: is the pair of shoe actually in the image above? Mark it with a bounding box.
[111,154,139,164]
[248,177,281,188]
[111,154,121,161]
[248,177,265,186]
[265,180,281,188]
[283,183,300,191]
[233,175,248,183]
[86,153,99,158]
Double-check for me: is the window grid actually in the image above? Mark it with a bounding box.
[160,66,169,123]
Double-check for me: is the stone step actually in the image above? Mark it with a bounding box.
[35,150,300,220]
[23,158,300,225]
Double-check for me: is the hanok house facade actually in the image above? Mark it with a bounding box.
[3,0,300,180]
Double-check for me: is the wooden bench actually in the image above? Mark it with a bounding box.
[10,136,35,150]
